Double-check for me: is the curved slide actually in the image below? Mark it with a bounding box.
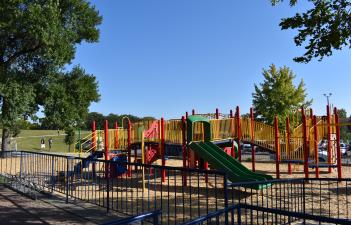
[190,141,273,189]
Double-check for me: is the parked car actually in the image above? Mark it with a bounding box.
[340,143,347,156]
[240,143,252,152]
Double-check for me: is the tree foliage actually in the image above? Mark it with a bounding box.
[85,112,156,130]
[0,0,102,150]
[271,0,351,63]
[337,108,351,141]
[252,64,312,128]
[41,66,100,129]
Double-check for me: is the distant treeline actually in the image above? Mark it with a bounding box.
[6,112,155,132]
[84,112,156,130]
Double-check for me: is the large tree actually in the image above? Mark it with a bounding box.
[41,66,100,129]
[0,0,102,151]
[271,0,351,63]
[253,64,312,128]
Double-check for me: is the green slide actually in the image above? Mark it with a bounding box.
[190,141,273,189]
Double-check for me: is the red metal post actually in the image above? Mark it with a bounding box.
[302,110,309,179]
[286,117,292,175]
[114,122,118,149]
[250,108,255,172]
[313,115,319,178]
[161,118,166,182]
[181,116,187,186]
[104,120,109,178]
[104,120,109,160]
[215,108,219,119]
[327,105,332,173]
[127,120,132,176]
[230,110,235,157]
[236,106,242,162]
[274,116,280,179]
[334,107,342,180]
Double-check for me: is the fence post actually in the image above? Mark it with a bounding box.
[106,160,110,214]
[19,151,23,180]
[302,180,306,224]
[66,156,73,204]
[223,173,229,225]
[153,211,160,225]
[237,205,242,225]
[51,155,55,193]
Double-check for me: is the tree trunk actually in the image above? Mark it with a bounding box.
[1,128,9,152]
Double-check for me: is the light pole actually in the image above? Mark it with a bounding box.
[323,93,332,107]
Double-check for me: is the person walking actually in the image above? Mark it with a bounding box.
[48,138,53,151]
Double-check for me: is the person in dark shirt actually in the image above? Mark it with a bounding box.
[48,138,53,151]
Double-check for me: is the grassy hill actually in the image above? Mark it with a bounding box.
[0,130,90,153]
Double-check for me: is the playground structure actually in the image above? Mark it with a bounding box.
[0,105,350,224]
[74,105,345,182]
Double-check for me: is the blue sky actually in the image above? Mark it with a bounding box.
[70,1,350,119]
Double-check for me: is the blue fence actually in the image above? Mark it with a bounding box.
[182,203,351,225]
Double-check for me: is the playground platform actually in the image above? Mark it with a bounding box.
[0,184,122,225]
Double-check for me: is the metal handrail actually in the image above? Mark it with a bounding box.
[101,210,162,225]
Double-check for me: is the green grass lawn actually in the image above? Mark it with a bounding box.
[0,130,90,153]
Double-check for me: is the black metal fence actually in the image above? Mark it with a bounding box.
[228,178,351,224]
[0,151,227,224]
[1,151,351,225]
